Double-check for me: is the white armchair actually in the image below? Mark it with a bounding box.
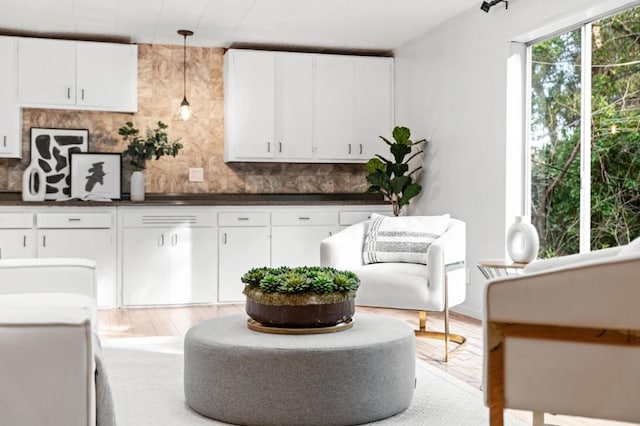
[484,241,640,425]
[0,258,108,426]
[321,217,467,361]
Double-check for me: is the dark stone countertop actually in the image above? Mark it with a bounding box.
[0,192,386,207]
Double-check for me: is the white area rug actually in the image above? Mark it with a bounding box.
[102,336,525,426]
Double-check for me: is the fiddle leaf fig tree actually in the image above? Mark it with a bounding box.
[365,126,427,216]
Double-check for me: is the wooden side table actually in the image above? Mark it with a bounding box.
[477,259,528,279]
[478,258,543,426]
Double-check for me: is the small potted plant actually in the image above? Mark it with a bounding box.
[365,126,427,216]
[241,266,359,330]
[118,121,183,201]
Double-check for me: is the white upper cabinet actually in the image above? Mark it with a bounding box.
[0,37,22,158]
[76,42,138,112]
[224,49,393,163]
[354,57,394,160]
[314,55,355,161]
[225,50,276,160]
[224,49,313,161]
[18,38,137,112]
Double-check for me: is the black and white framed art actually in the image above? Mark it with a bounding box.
[69,152,122,200]
[29,127,89,200]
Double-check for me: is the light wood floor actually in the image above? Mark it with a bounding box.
[98,305,632,426]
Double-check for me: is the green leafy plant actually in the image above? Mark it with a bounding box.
[119,121,183,170]
[365,126,427,216]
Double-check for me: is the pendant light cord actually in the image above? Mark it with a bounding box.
[183,33,187,99]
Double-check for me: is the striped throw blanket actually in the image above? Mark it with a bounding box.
[363,213,450,264]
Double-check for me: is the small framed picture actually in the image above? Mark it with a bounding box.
[69,152,122,200]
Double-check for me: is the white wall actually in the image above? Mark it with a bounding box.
[394,0,638,318]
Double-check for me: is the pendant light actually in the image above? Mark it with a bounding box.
[177,29,193,121]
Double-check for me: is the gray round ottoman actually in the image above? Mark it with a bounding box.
[184,313,415,426]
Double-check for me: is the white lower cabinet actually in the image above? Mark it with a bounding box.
[270,210,338,267]
[120,210,217,306]
[0,213,35,259]
[35,211,117,307]
[218,212,270,303]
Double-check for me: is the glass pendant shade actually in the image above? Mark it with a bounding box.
[176,29,193,121]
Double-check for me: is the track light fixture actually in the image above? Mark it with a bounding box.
[480,0,508,13]
[176,29,194,121]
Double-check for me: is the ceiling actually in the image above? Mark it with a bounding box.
[0,0,479,53]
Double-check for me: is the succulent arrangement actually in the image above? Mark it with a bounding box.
[241,266,360,306]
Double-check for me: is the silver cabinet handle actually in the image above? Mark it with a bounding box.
[23,235,27,247]
[237,217,249,221]
[223,233,227,244]
[42,235,46,247]
[171,234,178,246]
[348,144,352,154]
[81,89,85,100]
[2,135,6,147]
[67,88,71,99]
[267,142,271,153]
[278,142,282,153]
[298,217,310,220]
[158,234,164,247]
[359,144,363,154]
[67,218,81,222]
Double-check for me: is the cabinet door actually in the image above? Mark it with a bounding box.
[0,229,35,259]
[226,50,275,159]
[314,55,355,160]
[218,227,270,302]
[18,38,76,106]
[121,228,170,306]
[354,57,393,160]
[38,228,117,306]
[271,226,337,267]
[76,42,137,112]
[168,227,216,304]
[275,53,313,159]
[0,37,21,158]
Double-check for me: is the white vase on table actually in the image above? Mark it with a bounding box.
[130,171,145,202]
[506,216,539,263]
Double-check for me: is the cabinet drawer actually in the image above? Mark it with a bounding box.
[0,213,33,229]
[218,212,268,227]
[37,213,112,229]
[271,211,337,226]
[339,210,390,226]
[123,212,216,227]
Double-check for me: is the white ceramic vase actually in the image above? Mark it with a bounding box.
[506,216,539,263]
[130,171,145,202]
[21,163,46,202]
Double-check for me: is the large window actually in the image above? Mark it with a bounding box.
[529,6,640,257]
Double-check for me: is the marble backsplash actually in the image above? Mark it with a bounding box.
[0,43,367,195]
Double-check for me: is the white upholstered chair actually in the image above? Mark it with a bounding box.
[0,258,106,426]
[484,239,640,425]
[321,215,467,361]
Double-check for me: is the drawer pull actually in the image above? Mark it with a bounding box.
[67,218,81,222]
[278,142,282,153]
[237,217,249,221]
[158,234,164,246]
[348,144,352,154]
[359,144,363,154]
[67,88,71,99]
[171,234,178,246]
[267,142,271,153]
[223,233,227,244]
[42,235,46,247]
[298,217,310,220]
[81,89,85,100]
[2,135,6,147]
[23,235,26,247]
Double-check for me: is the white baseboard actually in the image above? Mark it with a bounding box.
[452,304,482,320]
